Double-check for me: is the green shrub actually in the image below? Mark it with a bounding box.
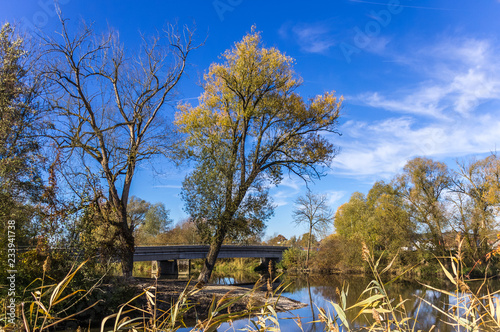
[279,247,306,270]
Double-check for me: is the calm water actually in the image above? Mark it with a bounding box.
[84,269,500,331]
[177,272,500,332]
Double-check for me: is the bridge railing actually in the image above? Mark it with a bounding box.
[135,243,290,247]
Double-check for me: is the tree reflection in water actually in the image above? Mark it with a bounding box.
[280,274,499,332]
[174,271,500,331]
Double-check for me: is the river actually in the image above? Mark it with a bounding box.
[72,269,500,331]
[182,271,500,332]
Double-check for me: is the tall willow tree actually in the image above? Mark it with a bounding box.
[396,157,451,255]
[450,155,500,261]
[176,28,342,282]
[335,181,413,255]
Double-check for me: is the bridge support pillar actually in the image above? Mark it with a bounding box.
[177,259,190,278]
[151,260,177,278]
[151,259,191,278]
[258,257,279,271]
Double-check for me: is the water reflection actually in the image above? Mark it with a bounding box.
[196,273,500,332]
[210,270,261,285]
[134,267,500,332]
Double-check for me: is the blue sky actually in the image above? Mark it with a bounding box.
[2,1,500,239]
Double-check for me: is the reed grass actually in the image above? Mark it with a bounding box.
[13,260,102,332]
[2,237,500,331]
[315,238,500,332]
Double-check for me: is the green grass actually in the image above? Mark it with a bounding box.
[214,258,261,274]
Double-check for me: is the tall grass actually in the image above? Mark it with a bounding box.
[315,239,500,332]
[314,243,420,331]
[100,274,288,332]
[418,238,500,331]
[3,239,500,331]
[9,260,102,332]
[2,262,286,331]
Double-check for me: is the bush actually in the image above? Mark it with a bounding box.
[279,247,306,270]
[311,234,364,273]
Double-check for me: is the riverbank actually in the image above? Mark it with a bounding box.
[131,277,307,321]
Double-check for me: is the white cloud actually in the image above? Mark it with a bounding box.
[333,38,500,178]
[279,22,336,54]
[271,190,295,207]
[324,190,346,207]
[333,111,500,177]
[152,184,182,189]
[353,38,500,118]
[430,39,491,67]
[356,90,446,118]
[450,69,499,114]
[270,176,304,207]
[363,36,391,55]
[279,176,303,191]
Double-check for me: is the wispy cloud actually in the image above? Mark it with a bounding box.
[279,21,336,54]
[324,190,346,207]
[334,37,500,177]
[272,190,295,207]
[333,107,500,177]
[279,176,304,191]
[152,184,183,189]
[349,0,454,11]
[363,36,391,55]
[355,89,446,118]
[270,177,304,207]
[353,39,500,118]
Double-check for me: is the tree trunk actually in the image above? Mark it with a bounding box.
[119,212,135,278]
[306,226,312,269]
[121,241,135,278]
[198,240,223,283]
[198,228,226,283]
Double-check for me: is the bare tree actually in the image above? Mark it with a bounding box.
[42,15,197,277]
[293,189,334,269]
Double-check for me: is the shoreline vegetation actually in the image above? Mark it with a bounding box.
[2,239,500,331]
